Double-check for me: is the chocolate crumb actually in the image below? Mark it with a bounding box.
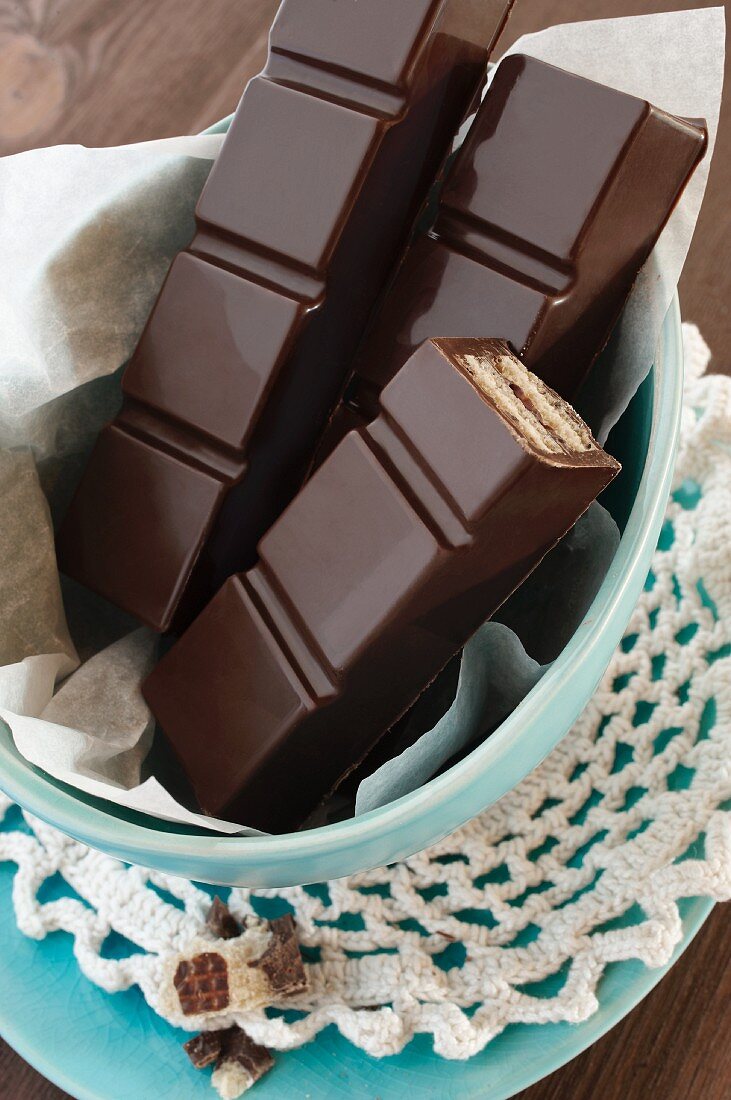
[175,952,230,1015]
[184,1030,224,1069]
[207,896,243,940]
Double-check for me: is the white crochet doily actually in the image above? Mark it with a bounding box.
[0,324,729,1069]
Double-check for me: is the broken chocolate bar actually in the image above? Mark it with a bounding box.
[144,338,620,832]
[163,915,307,1019]
[57,0,515,632]
[319,53,707,458]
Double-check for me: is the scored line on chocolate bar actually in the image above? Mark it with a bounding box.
[191,226,326,305]
[241,569,339,704]
[363,420,473,550]
[433,207,576,296]
[267,48,407,121]
[119,400,246,482]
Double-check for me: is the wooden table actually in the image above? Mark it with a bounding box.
[0,2,728,1097]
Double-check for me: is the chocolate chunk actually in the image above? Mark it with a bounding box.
[184,1030,224,1070]
[185,1028,274,1098]
[207,897,243,941]
[174,952,230,1016]
[249,915,307,997]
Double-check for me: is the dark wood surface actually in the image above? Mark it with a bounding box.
[0,2,728,1097]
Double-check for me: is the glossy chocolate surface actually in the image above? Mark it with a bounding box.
[322,54,707,452]
[143,339,619,833]
[57,0,514,633]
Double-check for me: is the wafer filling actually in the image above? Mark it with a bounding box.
[458,344,596,456]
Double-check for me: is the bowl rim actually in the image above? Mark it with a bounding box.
[0,297,684,876]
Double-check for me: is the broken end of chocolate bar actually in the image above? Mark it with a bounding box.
[431,337,620,478]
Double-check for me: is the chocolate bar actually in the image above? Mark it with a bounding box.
[57,0,515,632]
[319,54,707,457]
[144,339,620,832]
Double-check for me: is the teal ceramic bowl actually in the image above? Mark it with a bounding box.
[0,299,683,888]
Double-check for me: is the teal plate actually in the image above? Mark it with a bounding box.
[0,811,713,1100]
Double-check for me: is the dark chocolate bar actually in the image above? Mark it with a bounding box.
[144,339,619,832]
[57,0,515,632]
[319,54,707,458]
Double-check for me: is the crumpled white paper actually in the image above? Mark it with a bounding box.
[0,449,77,671]
[1,630,248,834]
[0,9,724,835]
[495,501,622,666]
[356,623,547,815]
[0,133,224,513]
